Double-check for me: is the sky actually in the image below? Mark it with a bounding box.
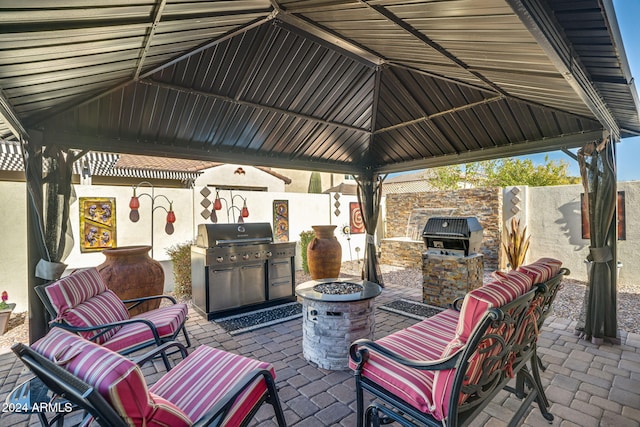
[522,0,640,181]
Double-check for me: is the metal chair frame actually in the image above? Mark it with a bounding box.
[350,269,569,427]
[35,282,191,370]
[12,341,287,427]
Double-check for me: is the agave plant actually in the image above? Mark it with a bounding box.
[503,217,530,270]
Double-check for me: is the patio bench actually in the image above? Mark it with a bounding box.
[349,259,568,427]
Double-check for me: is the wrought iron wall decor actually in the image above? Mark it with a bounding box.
[198,187,249,224]
[79,197,116,252]
[273,200,289,242]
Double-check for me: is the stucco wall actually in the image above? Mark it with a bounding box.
[4,180,639,311]
[0,182,28,311]
[1,183,364,310]
[527,182,638,284]
[195,164,286,192]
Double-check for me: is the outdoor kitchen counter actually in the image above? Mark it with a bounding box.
[296,279,382,370]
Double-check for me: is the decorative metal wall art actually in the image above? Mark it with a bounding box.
[273,200,289,242]
[79,197,116,252]
[350,202,365,234]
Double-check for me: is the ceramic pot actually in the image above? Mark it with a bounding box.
[97,245,164,316]
[0,303,16,335]
[307,225,342,279]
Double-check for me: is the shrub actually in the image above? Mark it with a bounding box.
[299,230,316,273]
[166,240,194,298]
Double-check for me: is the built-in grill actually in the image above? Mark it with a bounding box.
[191,222,296,319]
[422,217,483,257]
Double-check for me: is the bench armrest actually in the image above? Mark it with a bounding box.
[349,338,463,372]
[122,295,178,312]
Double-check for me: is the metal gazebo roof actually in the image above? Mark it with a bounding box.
[1,0,638,176]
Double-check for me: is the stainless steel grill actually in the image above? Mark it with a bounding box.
[191,222,296,319]
[422,217,483,257]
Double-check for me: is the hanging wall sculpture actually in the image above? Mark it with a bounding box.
[79,197,116,252]
[273,200,289,242]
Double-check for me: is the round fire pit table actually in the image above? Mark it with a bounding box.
[295,278,381,370]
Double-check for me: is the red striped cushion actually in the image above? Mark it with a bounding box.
[103,303,188,353]
[149,345,275,426]
[490,270,534,295]
[348,309,460,421]
[62,290,130,344]
[147,394,192,426]
[456,279,524,341]
[517,258,562,284]
[45,268,108,315]
[435,276,531,419]
[32,328,188,425]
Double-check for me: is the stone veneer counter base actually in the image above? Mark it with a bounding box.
[296,279,381,371]
[422,253,483,308]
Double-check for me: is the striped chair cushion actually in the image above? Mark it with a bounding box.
[61,290,130,344]
[149,345,275,426]
[32,328,189,426]
[490,270,534,295]
[348,309,461,421]
[44,268,109,315]
[103,303,188,353]
[46,268,130,344]
[456,279,525,341]
[517,258,562,284]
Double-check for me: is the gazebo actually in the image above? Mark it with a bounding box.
[1,1,638,343]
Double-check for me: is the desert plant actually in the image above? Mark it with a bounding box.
[308,172,322,193]
[502,217,530,270]
[166,240,194,298]
[299,230,316,273]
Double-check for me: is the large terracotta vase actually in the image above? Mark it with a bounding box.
[307,225,342,279]
[97,245,164,316]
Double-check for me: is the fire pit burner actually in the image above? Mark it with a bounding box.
[313,282,364,295]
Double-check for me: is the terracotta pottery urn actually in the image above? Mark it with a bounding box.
[97,245,164,316]
[307,225,342,279]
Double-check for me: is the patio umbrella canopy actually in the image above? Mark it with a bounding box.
[577,138,619,344]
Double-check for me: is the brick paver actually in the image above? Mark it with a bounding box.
[0,279,639,426]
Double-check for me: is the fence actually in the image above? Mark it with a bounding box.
[2,181,638,310]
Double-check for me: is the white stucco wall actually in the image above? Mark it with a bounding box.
[0,182,28,311]
[195,164,286,192]
[527,184,590,280]
[1,183,365,310]
[527,182,637,284]
[5,179,639,311]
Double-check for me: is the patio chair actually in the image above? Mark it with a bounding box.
[35,267,191,370]
[12,327,287,427]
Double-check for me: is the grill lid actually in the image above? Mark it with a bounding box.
[422,217,483,257]
[422,217,482,238]
[196,223,274,248]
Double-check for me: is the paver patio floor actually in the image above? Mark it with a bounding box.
[1,279,639,426]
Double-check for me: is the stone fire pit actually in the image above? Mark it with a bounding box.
[296,278,381,370]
